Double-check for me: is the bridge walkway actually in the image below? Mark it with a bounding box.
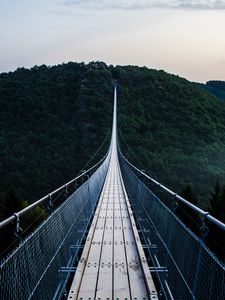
[67,86,158,300]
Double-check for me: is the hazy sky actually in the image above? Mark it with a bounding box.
[1,0,225,82]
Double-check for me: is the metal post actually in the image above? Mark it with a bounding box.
[13,213,23,240]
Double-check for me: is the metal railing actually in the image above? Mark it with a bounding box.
[119,151,225,300]
[0,155,106,232]
[0,153,110,300]
[120,151,225,231]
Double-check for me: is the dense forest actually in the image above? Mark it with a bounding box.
[1,61,225,259]
[207,80,225,92]
[0,62,112,222]
[197,80,225,101]
[116,67,225,206]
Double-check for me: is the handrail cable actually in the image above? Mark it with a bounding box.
[119,128,160,180]
[0,130,110,231]
[75,130,110,175]
[119,128,146,170]
[120,150,225,231]
[0,153,107,231]
[118,137,225,254]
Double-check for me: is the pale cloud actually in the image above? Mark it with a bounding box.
[62,0,225,10]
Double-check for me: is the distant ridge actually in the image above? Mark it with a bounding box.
[196,80,225,101]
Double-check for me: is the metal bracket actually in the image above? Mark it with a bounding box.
[138,228,151,234]
[81,170,89,182]
[70,245,84,256]
[13,213,23,239]
[171,193,179,213]
[138,217,148,222]
[73,180,78,190]
[64,184,69,197]
[200,212,209,240]
[47,194,54,213]
[149,266,169,282]
[58,267,76,279]
[137,170,146,181]
[149,266,168,274]
[143,244,158,255]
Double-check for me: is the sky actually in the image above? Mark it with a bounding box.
[0,0,225,82]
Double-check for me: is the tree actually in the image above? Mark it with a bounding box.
[207,183,225,261]
[176,184,200,233]
[1,187,22,219]
[212,184,225,223]
[210,178,221,215]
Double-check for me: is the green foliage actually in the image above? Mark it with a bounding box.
[21,200,48,231]
[0,187,22,219]
[176,184,200,233]
[196,82,225,101]
[180,184,198,206]
[116,66,225,209]
[210,183,225,224]
[206,80,225,93]
[208,180,225,260]
[0,62,112,221]
[209,179,221,214]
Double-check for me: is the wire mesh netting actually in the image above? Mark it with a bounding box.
[0,155,109,300]
[120,155,225,300]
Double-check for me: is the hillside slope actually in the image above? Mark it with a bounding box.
[196,81,225,101]
[1,62,225,220]
[116,66,225,208]
[0,62,113,220]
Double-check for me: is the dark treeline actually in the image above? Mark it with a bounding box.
[207,80,225,92]
[1,62,225,260]
[197,80,225,101]
[0,62,112,223]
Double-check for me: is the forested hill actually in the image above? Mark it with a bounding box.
[197,80,225,101]
[1,62,225,224]
[117,67,225,212]
[207,80,225,92]
[0,62,113,220]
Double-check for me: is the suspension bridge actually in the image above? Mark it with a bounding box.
[0,84,225,300]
